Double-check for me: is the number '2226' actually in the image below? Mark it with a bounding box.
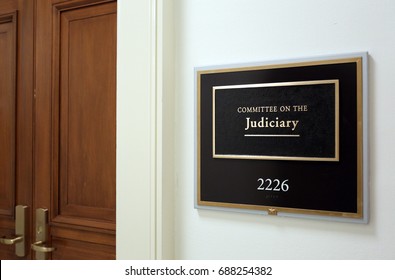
[257,178,289,192]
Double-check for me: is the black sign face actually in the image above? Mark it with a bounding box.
[196,55,368,222]
[213,80,339,161]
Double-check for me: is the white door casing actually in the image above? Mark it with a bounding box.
[116,0,174,260]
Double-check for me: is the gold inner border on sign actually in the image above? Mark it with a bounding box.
[212,80,340,162]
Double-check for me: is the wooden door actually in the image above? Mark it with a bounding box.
[1,0,116,260]
[34,0,117,259]
[0,0,34,260]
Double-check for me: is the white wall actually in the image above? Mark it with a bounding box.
[173,0,395,259]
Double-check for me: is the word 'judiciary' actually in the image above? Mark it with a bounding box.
[244,117,299,131]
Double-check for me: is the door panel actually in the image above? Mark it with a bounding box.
[0,0,33,260]
[0,14,16,258]
[0,12,16,219]
[57,3,116,223]
[35,0,117,259]
[52,237,115,260]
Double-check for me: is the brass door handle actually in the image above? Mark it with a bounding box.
[31,241,55,253]
[33,208,55,259]
[0,235,23,245]
[0,205,28,257]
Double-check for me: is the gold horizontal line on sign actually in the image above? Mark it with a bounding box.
[244,134,300,137]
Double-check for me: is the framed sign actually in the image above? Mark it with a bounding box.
[195,53,369,223]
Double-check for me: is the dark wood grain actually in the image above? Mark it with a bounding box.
[0,0,34,260]
[1,0,116,260]
[35,0,117,259]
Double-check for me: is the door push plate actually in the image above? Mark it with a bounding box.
[15,205,28,257]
